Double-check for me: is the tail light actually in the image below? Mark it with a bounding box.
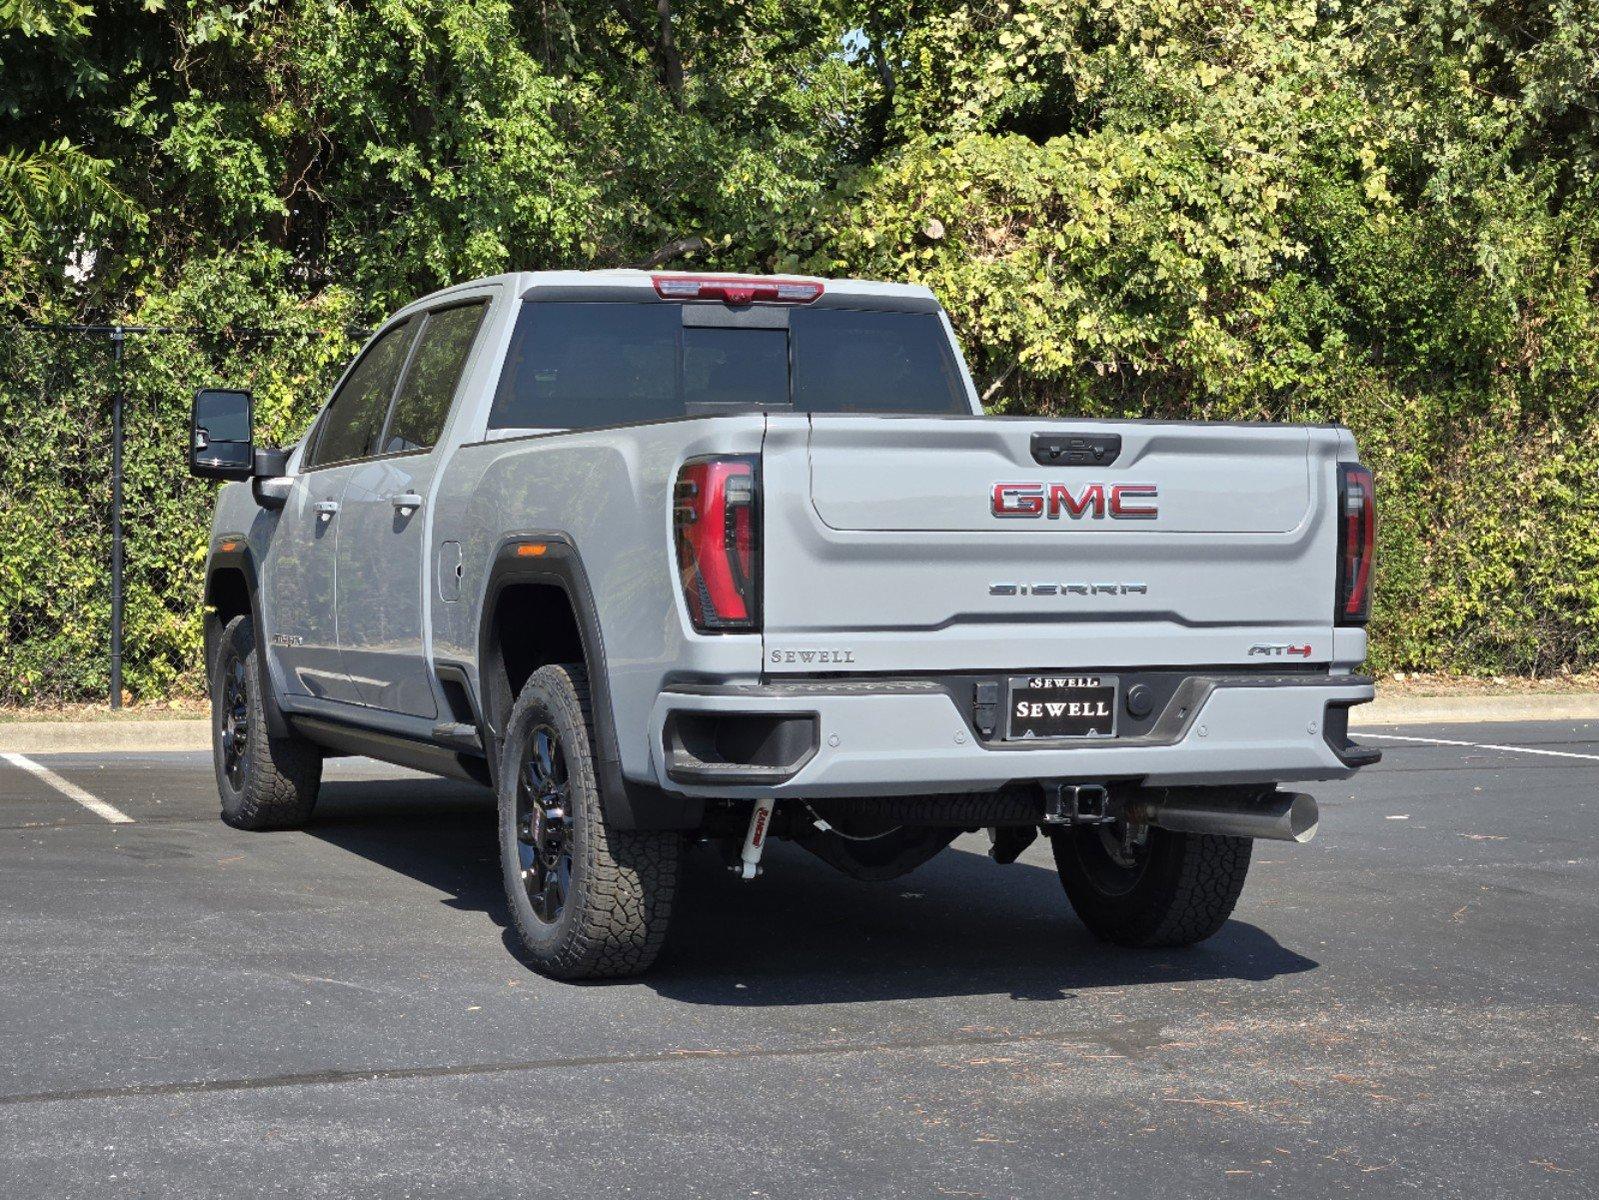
[1336,464,1375,625]
[674,456,759,632]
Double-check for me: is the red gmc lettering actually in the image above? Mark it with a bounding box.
[993,482,1159,520]
[1109,483,1159,519]
[1047,482,1104,519]
[992,482,1045,517]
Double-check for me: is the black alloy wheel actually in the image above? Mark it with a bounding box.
[1061,822,1150,898]
[516,724,573,923]
[219,650,250,792]
[211,613,321,830]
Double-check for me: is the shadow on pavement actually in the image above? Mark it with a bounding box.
[307,778,1319,1004]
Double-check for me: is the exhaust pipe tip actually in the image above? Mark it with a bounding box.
[1283,792,1319,843]
[1133,789,1321,844]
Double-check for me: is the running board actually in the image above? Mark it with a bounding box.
[431,721,483,753]
[291,716,490,787]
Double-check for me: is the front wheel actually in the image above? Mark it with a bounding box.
[212,614,322,830]
[1051,817,1252,948]
[497,664,680,979]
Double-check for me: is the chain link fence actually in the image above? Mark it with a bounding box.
[0,322,365,708]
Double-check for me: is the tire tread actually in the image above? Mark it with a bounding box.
[1053,818,1252,948]
[1139,832,1252,947]
[501,664,679,979]
[214,615,321,831]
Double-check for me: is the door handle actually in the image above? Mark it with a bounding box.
[390,493,424,516]
[313,500,340,519]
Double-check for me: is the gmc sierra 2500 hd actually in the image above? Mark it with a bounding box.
[190,270,1379,979]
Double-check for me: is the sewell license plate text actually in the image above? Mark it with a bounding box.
[1006,675,1118,740]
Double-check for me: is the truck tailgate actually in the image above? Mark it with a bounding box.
[759,415,1350,675]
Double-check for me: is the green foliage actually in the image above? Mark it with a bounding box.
[0,0,93,40]
[0,250,357,703]
[798,1,1599,675]
[2,0,1597,701]
[0,138,137,292]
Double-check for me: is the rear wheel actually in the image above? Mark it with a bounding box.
[1050,816,1251,947]
[212,614,322,830]
[497,664,680,979]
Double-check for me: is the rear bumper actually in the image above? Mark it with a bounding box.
[646,672,1378,798]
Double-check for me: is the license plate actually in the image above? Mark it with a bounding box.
[1006,674,1118,740]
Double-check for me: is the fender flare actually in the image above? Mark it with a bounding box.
[204,539,291,740]
[478,534,700,832]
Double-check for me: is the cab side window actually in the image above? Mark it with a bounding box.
[306,321,415,468]
[380,302,487,454]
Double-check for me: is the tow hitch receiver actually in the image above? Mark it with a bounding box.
[1042,783,1112,826]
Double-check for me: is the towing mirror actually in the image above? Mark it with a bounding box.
[189,388,254,481]
[250,447,292,511]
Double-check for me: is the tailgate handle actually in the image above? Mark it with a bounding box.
[1031,432,1121,467]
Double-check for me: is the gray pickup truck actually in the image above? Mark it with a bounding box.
[190,270,1379,978]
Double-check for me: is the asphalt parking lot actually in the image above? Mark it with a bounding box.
[0,721,1594,1198]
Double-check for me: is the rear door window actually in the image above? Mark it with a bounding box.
[308,321,415,468]
[380,302,487,454]
[489,303,678,430]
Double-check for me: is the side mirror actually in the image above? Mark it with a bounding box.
[250,447,293,511]
[190,388,254,481]
[253,446,291,476]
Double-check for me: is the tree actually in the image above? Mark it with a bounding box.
[2,0,1598,696]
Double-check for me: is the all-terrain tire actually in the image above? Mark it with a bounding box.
[498,663,680,980]
[1051,821,1252,948]
[212,614,322,830]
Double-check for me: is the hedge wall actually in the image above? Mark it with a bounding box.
[5,2,1598,702]
[0,260,360,705]
[2,292,1595,706]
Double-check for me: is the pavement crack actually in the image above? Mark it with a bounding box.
[0,1021,1162,1109]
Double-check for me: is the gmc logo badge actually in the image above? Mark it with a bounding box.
[991,481,1159,520]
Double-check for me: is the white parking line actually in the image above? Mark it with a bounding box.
[0,752,134,823]
[1360,733,1599,763]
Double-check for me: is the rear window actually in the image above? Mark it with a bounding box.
[791,307,969,416]
[683,326,788,409]
[488,301,970,431]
